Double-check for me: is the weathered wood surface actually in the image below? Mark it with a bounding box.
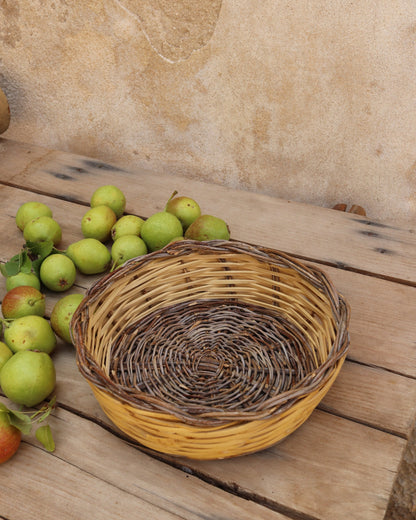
[0,138,415,520]
[1,138,416,284]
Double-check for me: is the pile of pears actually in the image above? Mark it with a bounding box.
[2,185,231,347]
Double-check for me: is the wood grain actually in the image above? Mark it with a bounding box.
[0,403,288,520]
[1,138,415,284]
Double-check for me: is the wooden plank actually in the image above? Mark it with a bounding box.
[320,361,416,437]
[1,138,416,284]
[0,403,288,520]
[171,411,406,520]
[315,264,416,378]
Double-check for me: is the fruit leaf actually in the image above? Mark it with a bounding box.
[0,252,24,277]
[19,251,33,273]
[25,240,55,261]
[8,409,33,435]
[35,425,55,452]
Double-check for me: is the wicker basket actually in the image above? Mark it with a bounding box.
[71,240,350,460]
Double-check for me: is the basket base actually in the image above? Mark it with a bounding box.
[89,365,343,460]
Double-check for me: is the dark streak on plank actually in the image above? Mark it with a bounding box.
[83,159,127,172]
[356,219,397,230]
[374,248,396,255]
[46,171,75,181]
[66,166,89,174]
[359,230,383,238]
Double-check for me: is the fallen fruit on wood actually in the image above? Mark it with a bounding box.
[0,403,21,464]
[0,351,56,407]
[185,214,230,241]
[3,315,56,354]
[1,286,46,319]
[50,293,84,344]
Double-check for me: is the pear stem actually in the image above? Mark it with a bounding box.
[165,190,178,208]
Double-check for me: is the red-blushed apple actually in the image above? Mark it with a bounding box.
[0,403,22,464]
[1,286,46,319]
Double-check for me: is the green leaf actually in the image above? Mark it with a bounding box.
[25,240,54,261]
[1,253,23,276]
[35,425,55,452]
[0,263,8,277]
[8,409,33,435]
[19,251,33,273]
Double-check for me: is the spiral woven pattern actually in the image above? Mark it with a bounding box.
[72,240,350,459]
[110,299,316,414]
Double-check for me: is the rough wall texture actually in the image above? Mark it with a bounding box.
[1,0,416,225]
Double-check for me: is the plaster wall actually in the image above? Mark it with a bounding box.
[1,0,416,225]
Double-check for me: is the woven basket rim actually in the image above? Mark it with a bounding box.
[72,240,350,426]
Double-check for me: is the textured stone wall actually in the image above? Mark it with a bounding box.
[1,0,416,224]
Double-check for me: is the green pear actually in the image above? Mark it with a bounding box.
[3,315,56,354]
[5,272,41,291]
[50,293,84,344]
[111,235,148,268]
[15,202,53,231]
[0,342,13,372]
[1,286,45,319]
[141,212,183,252]
[111,215,145,241]
[0,350,56,407]
[81,205,117,242]
[165,192,201,231]
[185,215,230,241]
[40,254,76,292]
[23,216,62,246]
[66,238,111,275]
[90,185,126,218]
